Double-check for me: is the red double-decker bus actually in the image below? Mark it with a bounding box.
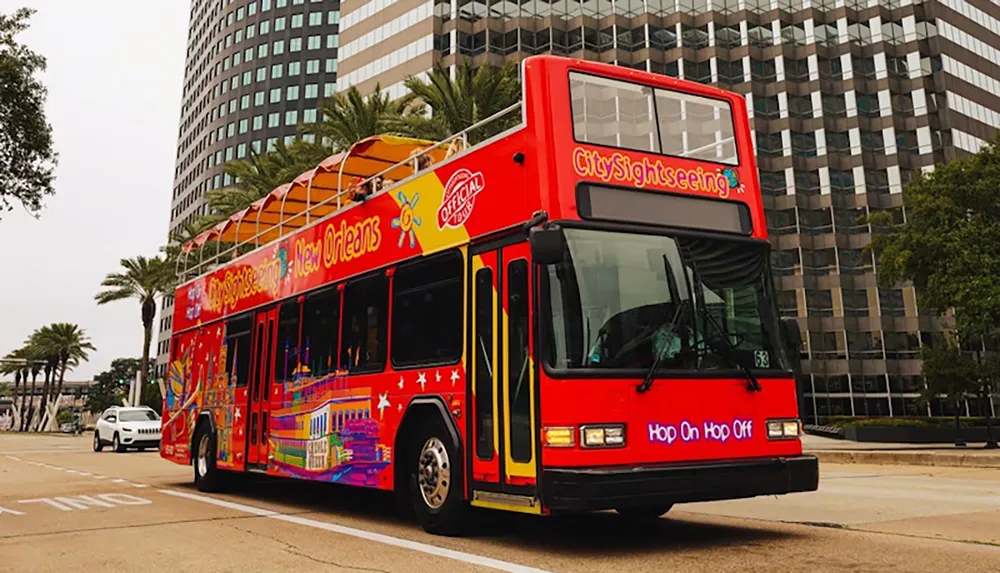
[162,55,818,535]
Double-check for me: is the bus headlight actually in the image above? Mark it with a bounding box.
[581,424,626,448]
[766,419,801,440]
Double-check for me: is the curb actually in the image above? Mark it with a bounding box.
[811,450,1000,469]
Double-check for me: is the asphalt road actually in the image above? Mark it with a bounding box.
[2,434,999,573]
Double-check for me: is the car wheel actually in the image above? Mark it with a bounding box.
[93,431,104,452]
[407,418,468,536]
[193,424,223,492]
[615,504,673,521]
[113,433,126,453]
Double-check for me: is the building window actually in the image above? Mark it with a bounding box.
[287,85,300,100]
[275,17,286,31]
[290,37,302,52]
[268,112,280,127]
[306,60,319,74]
[303,108,317,123]
[254,91,265,106]
[309,12,322,26]
[327,34,338,49]
[291,14,304,28]
[260,20,270,34]
[308,35,321,50]
[285,109,298,125]
[270,87,282,103]
[271,64,284,79]
[273,39,285,55]
[253,115,264,130]
[305,84,318,99]
[325,59,336,73]
[288,61,301,76]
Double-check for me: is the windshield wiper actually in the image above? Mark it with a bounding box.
[699,309,762,392]
[637,304,685,394]
[637,254,686,394]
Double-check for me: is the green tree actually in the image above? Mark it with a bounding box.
[0,8,57,219]
[142,377,163,414]
[86,358,149,414]
[29,324,94,414]
[868,133,1000,447]
[399,60,522,144]
[302,84,415,152]
[95,257,172,405]
[918,342,979,446]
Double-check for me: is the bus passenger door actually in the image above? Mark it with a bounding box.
[247,307,278,467]
[468,242,539,512]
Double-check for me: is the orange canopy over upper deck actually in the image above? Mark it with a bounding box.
[181,135,452,258]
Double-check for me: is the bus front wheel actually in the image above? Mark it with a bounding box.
[407,419,468,536]
[193,424,223,493]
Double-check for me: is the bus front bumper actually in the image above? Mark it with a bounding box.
[540,455,819,512]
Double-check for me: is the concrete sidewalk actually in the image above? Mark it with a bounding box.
[803,434,1000,468]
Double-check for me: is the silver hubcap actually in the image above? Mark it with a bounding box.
[197,434,210,478]
[417,437,450,509]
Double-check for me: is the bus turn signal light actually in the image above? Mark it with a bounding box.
[766,419,801,440]
[581,424,626,448]
[543,426,575,447]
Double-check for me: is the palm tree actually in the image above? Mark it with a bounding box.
[30,324,94,423]
[399,60,521,144]
[23,328,61,431]
[303,84,418,152]
[95,256,170,405]
[0,347,29,430]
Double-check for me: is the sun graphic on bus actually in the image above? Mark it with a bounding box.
[391,191,422,249]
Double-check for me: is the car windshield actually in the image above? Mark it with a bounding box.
[543,228,790,374]
[119,410,160,422]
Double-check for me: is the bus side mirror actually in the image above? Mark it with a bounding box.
[529,226,566,265]
[780,318,801,354]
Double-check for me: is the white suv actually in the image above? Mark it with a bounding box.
[93,407,162,453]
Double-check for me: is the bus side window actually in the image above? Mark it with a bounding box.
[275,300,302,383]
[342,274,388,373]
[225,313,253,387]
[390,250,464,368]
[301,287,340,378]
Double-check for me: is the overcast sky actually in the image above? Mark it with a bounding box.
[0,1,189,380]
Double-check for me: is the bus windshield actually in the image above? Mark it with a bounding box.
[570,71,739,165]
[543,229,790,374]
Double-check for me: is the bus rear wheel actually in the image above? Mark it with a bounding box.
[616,504,673,520]
[407,419,468,536]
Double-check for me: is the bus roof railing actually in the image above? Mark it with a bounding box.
[175,102,523,283]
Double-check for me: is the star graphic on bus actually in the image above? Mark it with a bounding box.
[377,392,391,419]
[417,372,427,391]
[391,191,422,249]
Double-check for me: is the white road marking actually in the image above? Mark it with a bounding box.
[160,489,552,573]
[111,479,128,483]
[92,475,108,480]
[4,456,20,461]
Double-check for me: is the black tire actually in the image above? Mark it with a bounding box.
[407,418,468,536]
[113,433,126,453]
[93,431,104,452]
[193,424,224,492]
[616,504,673,520]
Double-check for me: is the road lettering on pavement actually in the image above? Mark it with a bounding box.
[9,493,151,515]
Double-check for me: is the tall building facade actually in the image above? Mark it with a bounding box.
[156,0,342,376]
[337,0,999,422]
